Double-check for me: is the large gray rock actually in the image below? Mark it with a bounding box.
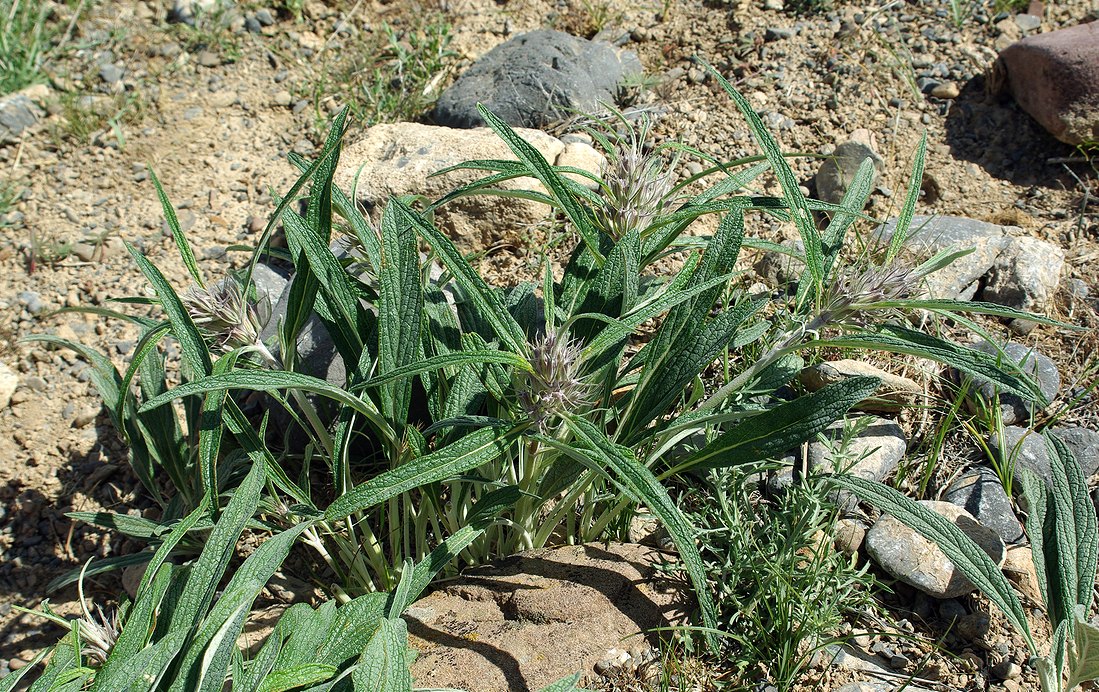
[1054,426,1099,478]
[990,425,1052,488]
[997,22,1099,145]
[943,467,1023,544]
[807,416,907,482]
[813,131,883,206]
[769,416,906,509]
[405,542,687,692]
[0,92,44,144]
[982,236,1065,315]
[432,30,642,129]
[334,122,601,251]
[967,340,1060,425]
[875,215,1011,301]
[874,215,1063,314]
[866,500,1006,598]
[990,425,1099,489]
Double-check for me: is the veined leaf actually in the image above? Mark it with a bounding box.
[704,61,823,295]
[325,426,517,521]
[377,200,425,432]
[814,324,1048,405]
[672,376,880,475]
[478,106,605,263]
[885,132,927,264]
[350,618,412,692]
[139,369,389,434]
[257,664,340,692]
[150,168,203,287]
[393,198,527,354]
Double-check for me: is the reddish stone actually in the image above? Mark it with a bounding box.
[998,22,1099,145]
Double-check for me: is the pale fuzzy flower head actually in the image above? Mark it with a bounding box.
[516,330,591,427]
[181,276,268,354]
[77,605,121,664]
[822,261,921,325]
[594,119,676,240]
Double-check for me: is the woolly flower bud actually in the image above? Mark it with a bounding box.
[76,605,121,664]
[823,261,921,326]
[516,330,591,427]
[181,276,267,355]
[593,122,676,240]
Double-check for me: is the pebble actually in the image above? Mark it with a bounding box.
[0,362,18,409]
[1013,13,1042,31]
[930,81,959,99]
[197,51,221,68]
[274,90,293,107]
[99,63,125,86]
[17,291,44,314]
[255,8,276,26]
[992,659,1022,680]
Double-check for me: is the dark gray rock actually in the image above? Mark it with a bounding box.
[0,93,43,144]
[943,467,1023,544]
[814,141,883,205]
[432,30,642,129]
[967,340,1059,425]
[989,425,1051,487]
[1050,426,1099,478]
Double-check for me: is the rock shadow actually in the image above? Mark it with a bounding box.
[942,73,1082,189]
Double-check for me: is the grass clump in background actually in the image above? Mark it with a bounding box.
[0,0,82,95]
[2,59,1088,691]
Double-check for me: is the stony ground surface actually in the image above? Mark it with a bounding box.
[0,0,1098,688]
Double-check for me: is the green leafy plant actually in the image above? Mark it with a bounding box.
[834,433,1099,692]
[0,0,65,95]
[8,60,1064,690]
[685,456,875,688]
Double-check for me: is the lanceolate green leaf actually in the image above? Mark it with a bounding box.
[815,324,1048,404]
[198,353,238,515]
[885,131,927,264]
[325,426,517,521]
[478,105,605,263]
[149,168,203,287]
[1048,433,1098,618]
[160,460,265,642]
[394,198,527,354]
[672,376,880,475]
[351,618,412,692]
[127,243,213,379]
[704,61,823,295]
[170,523,313,692]
[555,415,719,652]
[832,475,1037,656]
[378,200,425,431]
[139,370,388,432]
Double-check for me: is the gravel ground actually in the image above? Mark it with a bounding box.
[0,0,1097,687]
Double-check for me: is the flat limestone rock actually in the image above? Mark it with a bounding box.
[406,542,688,691]
[334,122,602,252]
